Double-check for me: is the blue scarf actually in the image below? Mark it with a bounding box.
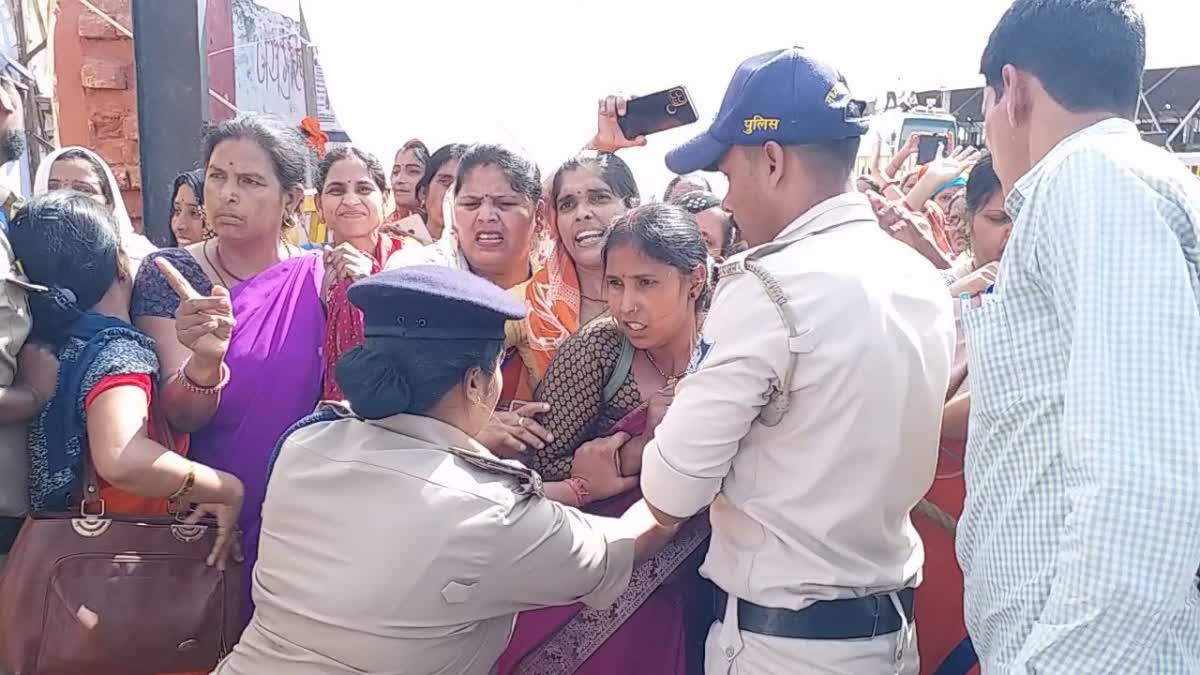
[27,312,159,511]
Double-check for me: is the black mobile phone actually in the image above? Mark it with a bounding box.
[916,134,946,165]
[617,86,700,139]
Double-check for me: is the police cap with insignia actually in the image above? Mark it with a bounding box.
[349,265,527,342]
[335,266,528,419]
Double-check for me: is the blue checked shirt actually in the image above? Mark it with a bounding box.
[958,119,1200,673]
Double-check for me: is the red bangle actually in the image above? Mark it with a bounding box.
[178,359,230,395]
[564,477,590,508]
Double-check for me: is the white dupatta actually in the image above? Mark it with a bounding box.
[34,146,157,277]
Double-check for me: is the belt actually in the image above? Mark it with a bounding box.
[714,587,915,640]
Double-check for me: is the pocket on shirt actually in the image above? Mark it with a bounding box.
[961,298,1025,421]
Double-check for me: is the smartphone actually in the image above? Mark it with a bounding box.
[916,134,946,165]
[618,86,700,139]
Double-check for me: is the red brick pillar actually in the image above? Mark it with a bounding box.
[53,0,144,232]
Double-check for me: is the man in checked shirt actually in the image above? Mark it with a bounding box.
[962,0,1200,672]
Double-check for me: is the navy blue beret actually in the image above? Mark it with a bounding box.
[348,266,527,341]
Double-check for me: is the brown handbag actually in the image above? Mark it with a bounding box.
[0,404,243,675]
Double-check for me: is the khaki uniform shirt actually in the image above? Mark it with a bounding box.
[214,413,635,675]
[0,187,31,518]
[642,193,955,610]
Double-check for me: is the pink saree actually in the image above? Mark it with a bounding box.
[497,406,710,675]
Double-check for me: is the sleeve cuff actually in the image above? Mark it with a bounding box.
[578,513,635,609]
[640,439,721,519]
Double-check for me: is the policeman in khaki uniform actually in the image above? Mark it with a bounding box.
[642,49,955,674]
[214,266,672,675]
[0,54,36,560]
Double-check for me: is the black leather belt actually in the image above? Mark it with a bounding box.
[714,587,915,640]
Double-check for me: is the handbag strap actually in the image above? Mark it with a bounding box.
[603,336,635,405]
[78,381,178,517]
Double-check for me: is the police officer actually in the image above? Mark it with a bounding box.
[214,266,674,675]
[640,48,955,674]
[0,52,29,225]
[0,52,37,563]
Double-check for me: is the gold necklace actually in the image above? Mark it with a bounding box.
[644,350,686,386]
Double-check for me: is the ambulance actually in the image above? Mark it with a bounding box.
[856,106,959,176]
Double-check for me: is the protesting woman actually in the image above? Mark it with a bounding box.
[12,190,244,555]
[317,146,409,401]
[170,169,214,246]
[34,146,157,274]
[523,151,640,381]
[132,113,326,626]
[2,193,242,673]
[387,143,544,410]
[499,204,712,674]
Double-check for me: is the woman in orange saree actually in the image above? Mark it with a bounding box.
[523,151,640,382]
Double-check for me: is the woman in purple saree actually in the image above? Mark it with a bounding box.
[132,115,325,628]
[498,204,713,674]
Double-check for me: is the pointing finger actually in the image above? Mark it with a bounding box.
[155,257,201,301]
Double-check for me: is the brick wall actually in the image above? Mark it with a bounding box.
[53,0,143,232]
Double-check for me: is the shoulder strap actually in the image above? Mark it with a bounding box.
[603,336,635,405]
[443,445,545,498]
[715,235,816,427]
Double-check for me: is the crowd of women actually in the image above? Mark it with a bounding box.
[0,88,1007,674]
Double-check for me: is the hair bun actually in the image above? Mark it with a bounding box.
[334,346,412,419]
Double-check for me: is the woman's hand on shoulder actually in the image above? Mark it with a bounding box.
[571,432,637,502]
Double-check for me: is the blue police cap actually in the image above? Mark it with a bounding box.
[348,266,527,341]
[666,47,868,174]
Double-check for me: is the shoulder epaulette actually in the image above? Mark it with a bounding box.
[315,399,357,418]
[445,445,544,498]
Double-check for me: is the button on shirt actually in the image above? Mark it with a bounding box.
[214,414,635,675]
[959,119,1200,673]
[641,193,955,609]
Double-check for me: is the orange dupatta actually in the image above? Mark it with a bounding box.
[524,207,582,381]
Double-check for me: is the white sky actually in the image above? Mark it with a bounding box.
[294,0,1200,197]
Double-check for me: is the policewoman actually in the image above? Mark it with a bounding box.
[213,266,674,675]
[640,49,955,673]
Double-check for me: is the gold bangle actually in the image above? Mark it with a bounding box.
[168,461,196,505]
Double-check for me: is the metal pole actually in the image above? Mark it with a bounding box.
[1166,95,1200,151]
[132,0,207,246]
[299,2,317,119]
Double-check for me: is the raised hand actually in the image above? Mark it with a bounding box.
[867,192,952,269]
[588,95,648,154]
[324,242,374,282]
[156,257,234,365]
[923,145,982,189]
